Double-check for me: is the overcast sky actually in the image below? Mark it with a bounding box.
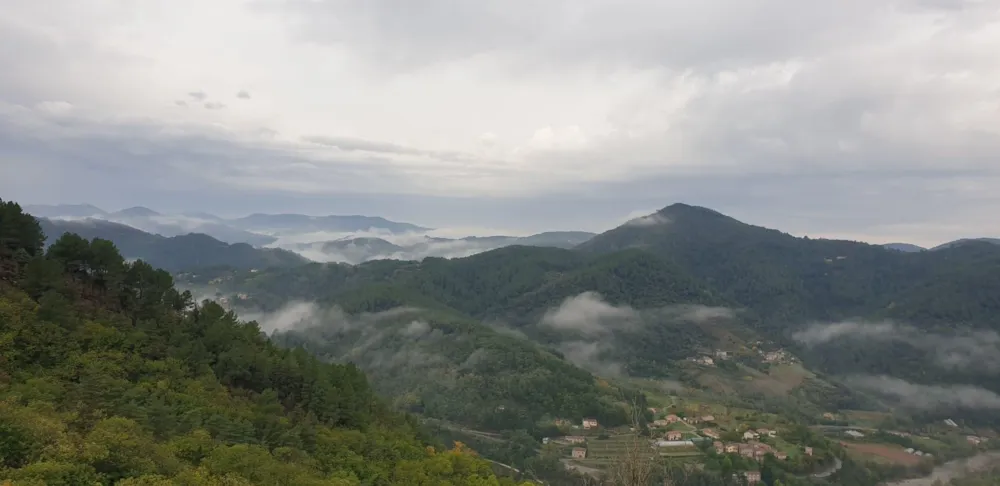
[1,0,998,245]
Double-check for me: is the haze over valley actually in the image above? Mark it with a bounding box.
[4,0,1000,484]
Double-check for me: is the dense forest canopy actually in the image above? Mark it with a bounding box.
[0,198,532,485]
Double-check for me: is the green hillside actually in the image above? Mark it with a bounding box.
[0,199,529,485]
[36,218,307,273]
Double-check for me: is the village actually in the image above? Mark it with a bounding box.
[547,409,818,485]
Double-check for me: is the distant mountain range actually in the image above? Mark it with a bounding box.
[882,239,1000,253]
[295,231,597,264]
[25,204,597,264]
[37,218,306,272]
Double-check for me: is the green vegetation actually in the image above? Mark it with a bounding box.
[0,199,528,485]
[37,217,307,272]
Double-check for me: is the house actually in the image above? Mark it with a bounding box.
[652,419,670,427]
[776,452,788,460]
[944,419,958,427]
[967,436,983,445]
[739,445,755,458]
[745,471,762,484]
[648,408,659,414]
[702,428,720,439]
[715,350,729,359]
[713,441,724,454]
[701,415,715,423]
[904,448,915,454]
[553,418,570,427]
[845,430,865,438]
[804,447,813,456]
[666,431,683,441]
[565,436,586,444]
[725,444,739,453]
[822,412,836,420]
[756,428,773,437]
[571,447,587,459]
[743,431,759,440]
[542,437,550,445]
[665,414,680,423]
[582,418,599,429]
[754,450,767,461]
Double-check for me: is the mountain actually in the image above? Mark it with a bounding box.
[931,237,1000,251]
[111,205,161,218]
[297,231,598,264]
[232,213,432,234]
[22,203,106,218]
[36,217,307,272]
[0,199,527,485]
[882,242,925,252]
[188,203,1000,428]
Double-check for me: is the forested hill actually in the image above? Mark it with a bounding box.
[37,217,308,272]
[0,199,529,485]
[578,203,1000,331]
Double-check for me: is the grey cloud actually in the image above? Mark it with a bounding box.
[846,375,1000,411]
[558,341,625,378]
[624,213,670,228]
[188,91,207,101]
[204,102,226,110]
[237,90,251,99]
[540,291,638,336]
[175,100,188,107]
[538,292,737,377]
[793,321,1000,372]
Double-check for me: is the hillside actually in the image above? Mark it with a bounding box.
[0,199,530,485]
[36,217,307,272]
[187,204,1000,428]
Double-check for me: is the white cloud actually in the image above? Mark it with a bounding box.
[2,0,1000,243]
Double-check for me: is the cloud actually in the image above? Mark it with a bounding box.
[236,90,251,100]
[3,0,1000,245]
[793,320,1000,371]
[624,212,671,227]
[538,292,736,376]
[557,341,625,378]
[540,291,638,336]
[204,102,226,110]
[175,100,188,107]
[846,375,1000,411]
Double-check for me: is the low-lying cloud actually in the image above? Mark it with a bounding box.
[624,212,671,227]
[846,375,1000,411]
[793,320,1000,371]
[540,291,638,336]
[539,292,737,376]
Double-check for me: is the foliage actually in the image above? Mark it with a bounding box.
[0,200,528,485]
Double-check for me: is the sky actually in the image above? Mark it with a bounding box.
[1,0,999,246]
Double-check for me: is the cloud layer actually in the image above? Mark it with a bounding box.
[846,375,1000,411]
[3,0,1000,244]
[793,320,1000,372]
[539,291,735,376]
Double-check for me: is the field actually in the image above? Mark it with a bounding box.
[841,442,923,466]
[841,410,894,428]
[567,433,703,471]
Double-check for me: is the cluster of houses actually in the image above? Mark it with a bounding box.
[712,439,788,462]
[967,435,987,446]
[650,412,716,428]
[903,448,932,458]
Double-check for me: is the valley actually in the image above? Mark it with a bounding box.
[5,198,1000,485]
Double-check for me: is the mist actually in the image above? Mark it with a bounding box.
[846,375,1000,411]
[538,292,737,377]
[793,320,1000,371]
